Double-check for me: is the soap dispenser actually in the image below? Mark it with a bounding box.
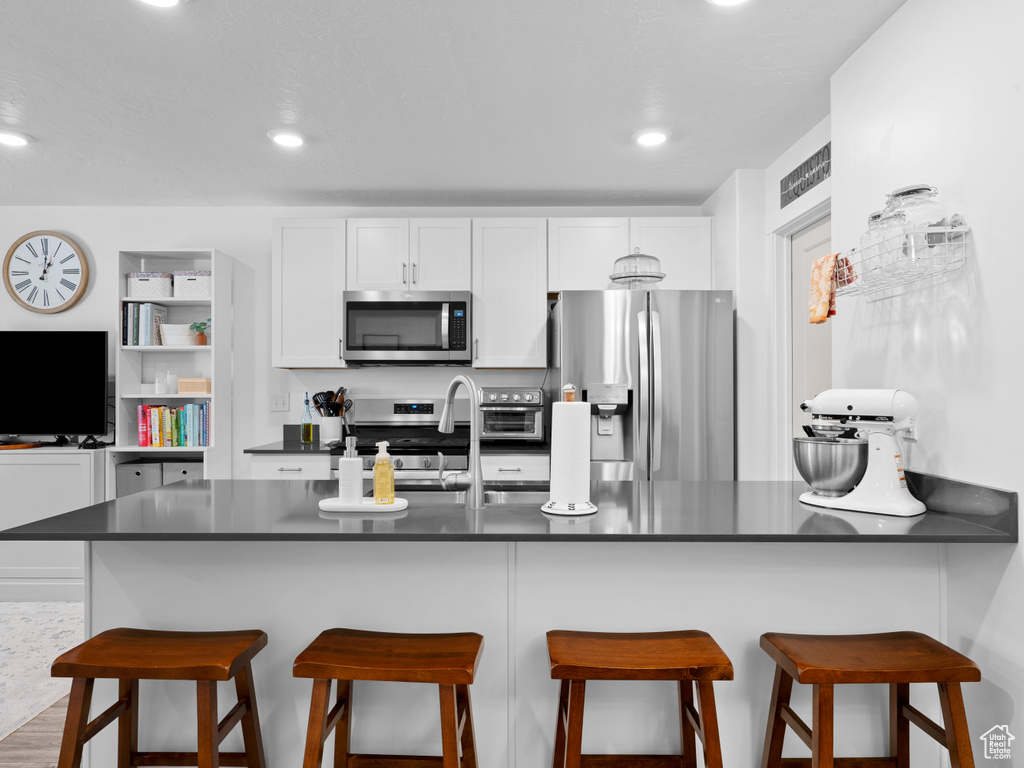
[338,436,363,504]
[372,440,395,505]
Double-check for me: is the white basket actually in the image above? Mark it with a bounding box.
[173,271,212,298]
[127,272,172,298]
[160,323,198,346]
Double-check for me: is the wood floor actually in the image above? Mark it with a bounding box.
[0,696,67,768]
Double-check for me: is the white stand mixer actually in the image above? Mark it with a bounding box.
[798,389,926,517]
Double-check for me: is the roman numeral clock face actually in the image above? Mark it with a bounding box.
[4,231,89,313]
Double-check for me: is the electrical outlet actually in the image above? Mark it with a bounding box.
[270,393,290,412]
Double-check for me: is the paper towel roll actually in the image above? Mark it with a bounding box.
[543,401,598,515]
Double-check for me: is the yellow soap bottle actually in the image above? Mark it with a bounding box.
[373,440,395,505]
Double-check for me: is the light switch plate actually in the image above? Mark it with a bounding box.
[270,393,290,412]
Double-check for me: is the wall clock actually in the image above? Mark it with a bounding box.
[3,231,89,313]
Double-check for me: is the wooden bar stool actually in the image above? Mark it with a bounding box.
[546,629,733,768]
[51,627,268,768]
[759,631,981,768]
[292,627,484,768]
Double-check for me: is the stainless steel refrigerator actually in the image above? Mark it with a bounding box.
[549,290,734,481]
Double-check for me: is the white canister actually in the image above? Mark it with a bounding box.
[320,416,343,445]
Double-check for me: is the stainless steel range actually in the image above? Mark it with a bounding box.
[329,396,471,487]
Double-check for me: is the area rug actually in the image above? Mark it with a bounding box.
[0,601,84,740]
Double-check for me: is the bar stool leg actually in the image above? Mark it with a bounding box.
[117,679,138,768]
[551,681,570,768]
[438,684,460,768]
[889,683,910,768]
[939,683,976,768]
[302,679,333,768]
[197,680,219,768]
[678,681,697,768]
[696,681,725,768]
[234,663,267,768]
[456,684,478,768]
[564,680,586,768]
[57,677,95,768]
[760,665,793,768]
[812,683,834,768]
[334,680,353,768]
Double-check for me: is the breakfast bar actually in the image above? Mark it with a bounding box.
[1,476,1015,767]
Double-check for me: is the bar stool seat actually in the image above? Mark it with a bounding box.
[547,629,733,768]
[759,631,981,768]
[293,628,484,768]
[52,627,268,768]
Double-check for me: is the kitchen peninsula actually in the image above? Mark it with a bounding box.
[0,476,1014,768]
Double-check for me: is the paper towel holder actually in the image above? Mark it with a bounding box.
[541,499,598,516]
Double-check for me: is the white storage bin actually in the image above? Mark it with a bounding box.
[173,270,212,298]
[127,272,173,298]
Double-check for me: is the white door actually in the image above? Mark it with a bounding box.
[472,219,548,368]
[410,219,472,291]
[791,214,832,437]
[547,218,629,291]
[346,219,410,291]
[629,217,713,290]
[272,219,346,368]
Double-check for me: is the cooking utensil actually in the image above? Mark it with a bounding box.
[312,391,332,416]
[793,437,869,497]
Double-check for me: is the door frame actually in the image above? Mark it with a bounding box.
[767,198,832,480]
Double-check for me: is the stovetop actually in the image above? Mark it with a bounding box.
[328,425,471,456]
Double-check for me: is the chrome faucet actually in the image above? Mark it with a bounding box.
[438,374,485,509]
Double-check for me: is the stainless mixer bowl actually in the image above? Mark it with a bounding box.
[793,437,869,497]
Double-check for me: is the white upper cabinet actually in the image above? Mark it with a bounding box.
[347,218,471,292]
[629,217,713,290]
[547,217,629,291]
[410,219,472,291]
[547,216,713,291]
[472,219,548,368]
[272,219,346,368]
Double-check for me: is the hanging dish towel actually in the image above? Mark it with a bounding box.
[808,252,857,324]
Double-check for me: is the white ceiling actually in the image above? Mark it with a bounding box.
[1,0,906,207]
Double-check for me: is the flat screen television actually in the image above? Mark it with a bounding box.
[0,330,109,442]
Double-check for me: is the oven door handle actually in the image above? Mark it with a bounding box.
[441,302,450,350]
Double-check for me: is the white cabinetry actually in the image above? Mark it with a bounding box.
[547,217,629,291]
[548,217,713,291]
[250,454,332,480]
[272,219,346,368]
[472,219,548,368]
[481,454,550,484]
[112,249,233,480]
[347,218,471,292]
[629,217,713,290]
[0,449,103,600]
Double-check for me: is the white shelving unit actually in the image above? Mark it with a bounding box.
[109,249,233,491]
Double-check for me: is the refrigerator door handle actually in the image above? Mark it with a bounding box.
[637,310,649,476]
[650,310,663,473]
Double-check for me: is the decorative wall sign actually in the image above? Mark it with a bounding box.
[780,142,831,209]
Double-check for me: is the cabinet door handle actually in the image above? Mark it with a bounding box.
[474,339,479,360]
[278,467,303,472]
[497,467,523,473]
[339,338,344,359]
[412,263,418,285]
[403,263,408,285]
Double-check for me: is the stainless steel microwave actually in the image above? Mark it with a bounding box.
[342,291,471,364]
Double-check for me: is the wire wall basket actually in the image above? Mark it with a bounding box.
[835,221,970,297]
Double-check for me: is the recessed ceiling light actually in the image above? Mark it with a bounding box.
[268,129,304,148]
[706,0,749,5]
[0,130,31,147]
[633,130,669,148]
[138,0,188,7]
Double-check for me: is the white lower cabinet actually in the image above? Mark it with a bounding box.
[472,219,548,368]
[250,454,332,480]
[481,454,550,484]
[0,449,103,600]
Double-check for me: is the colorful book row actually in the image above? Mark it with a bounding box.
[137,403,209,447]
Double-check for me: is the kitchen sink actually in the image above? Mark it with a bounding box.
[484,490,551,504]
[372,490,550,505]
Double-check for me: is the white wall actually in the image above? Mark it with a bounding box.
[702,170,771,480]
[831,0,1023,743]
[0,205,699,478]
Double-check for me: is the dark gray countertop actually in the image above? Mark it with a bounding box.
[0,474,1016,543]
[243,441,551,455]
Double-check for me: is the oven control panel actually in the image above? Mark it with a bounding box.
[480,388,544,406]
[393,403,434,415]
